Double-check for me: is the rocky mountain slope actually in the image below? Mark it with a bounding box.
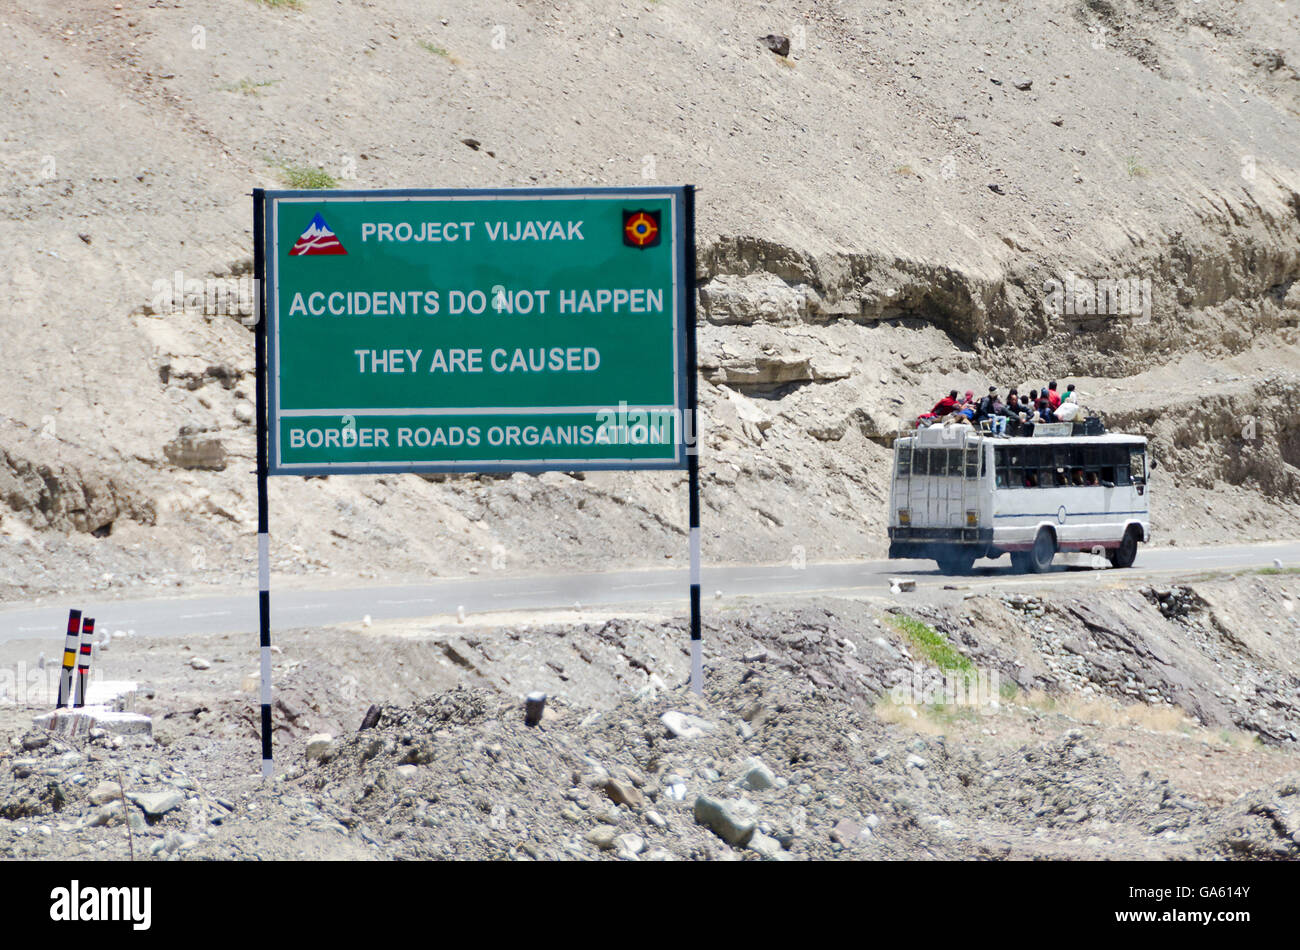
[2,0,1299,596]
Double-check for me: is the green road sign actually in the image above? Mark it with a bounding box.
[262,187,691,474]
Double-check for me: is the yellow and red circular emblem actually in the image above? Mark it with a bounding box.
[623,212,659,247]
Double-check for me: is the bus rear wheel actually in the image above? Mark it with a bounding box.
[1108,528,1139,569]
[936,549,976,575]
[1027,528,1056,573]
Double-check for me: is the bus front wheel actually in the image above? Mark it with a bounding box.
[1027,528,1056,573]
[1108,528,1140,569]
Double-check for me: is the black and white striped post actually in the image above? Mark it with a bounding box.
[73,616,94,708]
[684,185,703,696]
[253,188,274,777]
[55,609,81,709]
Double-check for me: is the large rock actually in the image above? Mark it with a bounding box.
[163,426,227,471]
[127,789,183,819]
[33,707,152,738]
[693,795,756,847]
[698,273,809,326]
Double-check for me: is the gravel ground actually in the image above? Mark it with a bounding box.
[2,574,1298,861]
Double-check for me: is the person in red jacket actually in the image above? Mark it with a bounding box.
[1047,380,1062,411]
[930,390,960,417]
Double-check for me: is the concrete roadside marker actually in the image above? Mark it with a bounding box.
[73,617,94,708]
[55,609,81,709]
[524,692,547,727]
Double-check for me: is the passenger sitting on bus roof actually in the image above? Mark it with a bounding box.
[956,390,977,420]
[983,389,1010,435]
[1034,389,1057,423]
[1047,381,1062,411]
[931,390,960,417]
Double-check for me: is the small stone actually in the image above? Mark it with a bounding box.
[906,754,927,770]
[661,710,714,739]
[693,795,756,847]
[189,657,211,671]
[759,33,790,57]
[646,810,667,829]
[305,734,335,763]
[604,778,644,810]
[1013,78,1033,90]
[739,758,776,791]
[395,764,418,779]
[831,817,866,847]
[585,825,618,850]
[87,781,123,806]
[614,833,645,859]
[889,578,917,592]
[748,831,791,861]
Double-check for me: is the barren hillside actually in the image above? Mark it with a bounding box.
[2,0,1299,596]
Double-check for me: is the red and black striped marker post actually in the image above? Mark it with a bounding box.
[73,616,94,708]
[55,609,81,709]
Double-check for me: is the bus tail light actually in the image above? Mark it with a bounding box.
[898,508,911,525]
[966,509,978,526]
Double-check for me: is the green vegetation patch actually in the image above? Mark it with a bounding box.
[887,613,974,677]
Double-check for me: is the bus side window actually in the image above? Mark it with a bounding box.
[897,447,911,476]
[948,448,965,476]
[1100,446,1118,485]
[965,446,980,478]
[1129,448,1146,483]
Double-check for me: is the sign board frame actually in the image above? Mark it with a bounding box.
[261,186,692,475]
[250,186,702,777]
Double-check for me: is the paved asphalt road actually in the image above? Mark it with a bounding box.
[2,541,1298,644]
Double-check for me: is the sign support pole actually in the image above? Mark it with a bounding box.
[253,188,274,777]
[684,185,703,695]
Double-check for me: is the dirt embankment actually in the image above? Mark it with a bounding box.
[1,572,1297,861]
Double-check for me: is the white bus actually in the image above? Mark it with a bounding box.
[887,423,1152,573]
